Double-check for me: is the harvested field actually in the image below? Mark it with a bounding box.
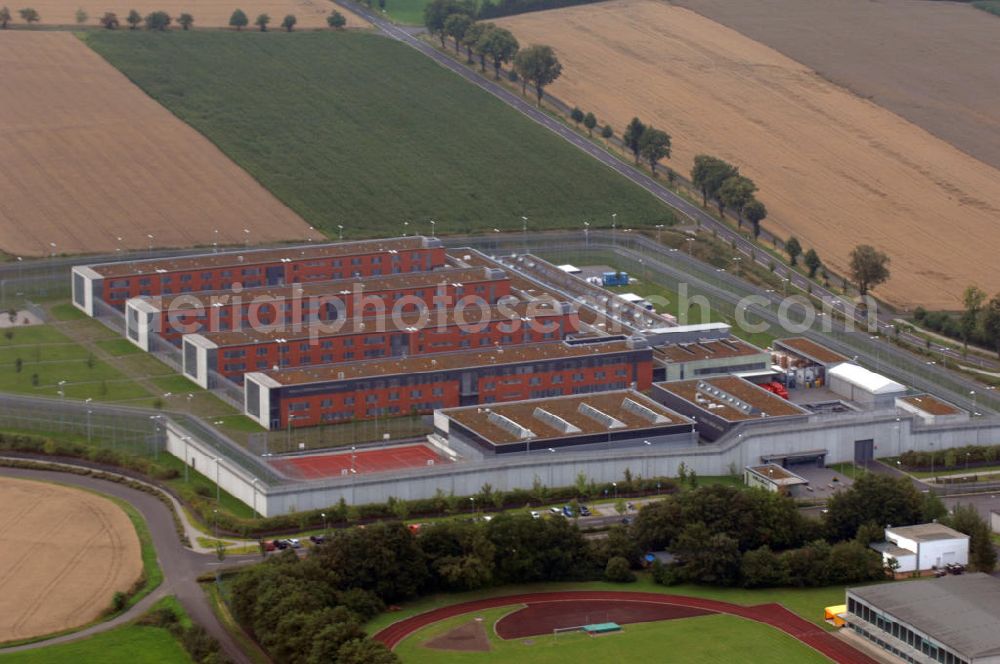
[0,32,318,257]
[498,0,1000,309]
[19,0,366,28]
[672,0,1000,172]
[0,477,142,642]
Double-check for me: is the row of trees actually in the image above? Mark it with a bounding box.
[426,0,563,104]
[623,117,671,176]
[0,7,39,25]
[914,285,1000,356]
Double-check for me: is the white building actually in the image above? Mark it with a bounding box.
[828,362,907,409]
[871,523,969,574]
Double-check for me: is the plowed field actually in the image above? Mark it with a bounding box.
[498,0,1000,309]
[17,0,366,28]
[0,32,318,257]
[0,477,142,642]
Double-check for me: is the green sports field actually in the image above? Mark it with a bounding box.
[394,606,828,663]
[84,31,673,240]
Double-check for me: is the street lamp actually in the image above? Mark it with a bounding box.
[584,221,590,248]
[321,511,328,532]
[214,457,222,503]
[470,496,475,516]
[402,220,409,237]
[251,477,260,519]
[337,224,344,241]
[611,213,617,245]
[655,224,664,244]
[243,228,250,247]
[685,236,695,254]
[612,481,618,501]
[429,220,436,237]
[970,390,977,413]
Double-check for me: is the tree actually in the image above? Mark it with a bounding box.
[254,12,269,29]
[785,236,802,266]
[327,10,346,28]
[583,112,597,137]
[512,44,562,106]
[804,248,821,278]
[570,106,584,128]
[144,10,170,29]
[74,7,87,23]
[943,503,996,572]
[462,21,489,67]
[984,294,1000,357]
[600,124,613,141]
[743,198,767,239]
[849,244,891,296]
[690,155,738,209]
[604,556,636,583]
[98,10,119,27]
[126,8,141,28]
[478,26,518,80]
[0,6,10,28]
[472,23,495,73]
[960,285,986,353]
[335,639,400,664]
[424,0,473,48]
[639,127,671,175]
[18,7,39,22]
[671,522,741,586]
[718,175,756,223]
[622,117,646,164]
[443,13,470,53]
[740,546,790,588]
[229,8,248,30]
[281,13,295,30]
[824,473,930,541]
[177,12,193,29]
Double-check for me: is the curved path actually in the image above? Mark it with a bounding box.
[0,466,258,663]
[373,590,878,664]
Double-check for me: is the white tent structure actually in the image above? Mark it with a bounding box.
[828,362,906,408]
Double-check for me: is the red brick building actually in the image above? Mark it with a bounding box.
[182,300,579,386]
[72,236,445,315]
[125,266,510,348]
[244,336,653,429]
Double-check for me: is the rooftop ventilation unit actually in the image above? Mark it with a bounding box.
[621,397,669,424]
[577,402,627,429]
[532,407,581,434]
[487,411,536,440]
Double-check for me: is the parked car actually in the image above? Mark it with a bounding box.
[530,511,541,519]
[262,540,277,552]
[562,505,574,518]
[620,516,632,525]
[309,535,326,544]
[287,538,301,549]
[273,539,289,550]
[549,507,563,515]
[579,505,592,517]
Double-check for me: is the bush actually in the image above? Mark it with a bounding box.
[138,605,179,628]
[604,556,635,583]
[181,624,221,662]
[111,591,127,612]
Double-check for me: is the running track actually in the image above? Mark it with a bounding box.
[372,591,878,664]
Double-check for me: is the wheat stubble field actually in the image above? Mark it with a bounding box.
[499,0,1000,309]
[0,32,319,257]
[0,477,142,642]
[19,0,367,28]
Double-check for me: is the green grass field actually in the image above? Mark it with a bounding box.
[0,597,192,664]
[394,606,828,663]
[84,31,673,240]
[380,0,441,24]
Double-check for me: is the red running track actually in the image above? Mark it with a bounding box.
[270,444,447,480]
[372,590,878,664]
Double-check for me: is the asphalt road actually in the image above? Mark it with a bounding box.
[0,467,257,663]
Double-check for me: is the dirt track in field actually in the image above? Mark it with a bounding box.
[498,0,1000,309]
[0,32,320,257]
[16,0,366,28]
[672,0,1000,173]
[0,477,142,642]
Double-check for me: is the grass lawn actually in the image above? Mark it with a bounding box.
[84,31,673,240]
[0,596,192,664]
[95,338,143,357]
[394,607,828,664]
[49,303,88,322]
[380,0,443,24]
[366,575,850,634]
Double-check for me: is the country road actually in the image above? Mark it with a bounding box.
[333,0,1000,377]
[0,466,258,664]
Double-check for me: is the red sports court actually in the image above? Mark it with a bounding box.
[270,443,449,480]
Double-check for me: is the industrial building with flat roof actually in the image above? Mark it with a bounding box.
[434,390,695,456]
[654,337,770,382]
[743,463,809,494]
[846,573,1000,663]
[896,394,968,425]
[124,266,510,348]
[72,236,446,315]
[244,337,653,429]
[181,300,578,387]
[871,523,969,576]
[651,375,810,441]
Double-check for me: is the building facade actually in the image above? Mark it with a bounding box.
[244,337,653,429]
[72,236,446,315]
